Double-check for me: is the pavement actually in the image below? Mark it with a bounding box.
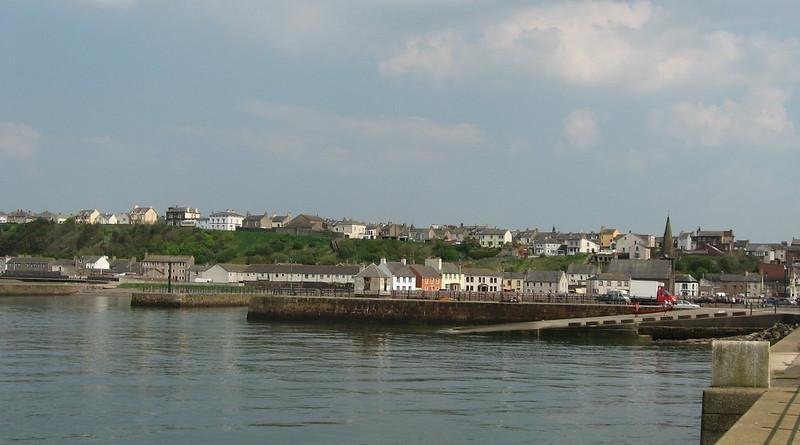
[716,329,800,445]
[443,307,748,334]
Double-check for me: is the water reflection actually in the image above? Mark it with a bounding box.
[0,295,709,444]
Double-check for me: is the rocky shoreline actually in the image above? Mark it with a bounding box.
[655,323,799,346]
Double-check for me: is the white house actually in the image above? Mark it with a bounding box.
[98,214,118,225]
[332,219,367,239]
[377,259,416,291]
[208,210,244,231]
[566,264,600,290]
[79,255,110,271]
[115,212,130,225]
[199,263,248,283]
[587,273,631,296]
[674,274,699,297]
[0,213,7,224]
[533,238,561,256]
[524,270,568,295]
[474,229,512,247]
[363,225,380,240]
[425,257,464,290]
[566,237,599,255]
[463,268,503,292]
[612,233,652,260]
[676,231,694,251]
[75,209,101,225]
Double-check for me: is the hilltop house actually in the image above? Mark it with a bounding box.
[7,210,35,224]
[332,219,366,239]
[75,209,101,225]
[599,227,619,250]
[285,214,326,232]
[612,233,652,260]
[474,229,512,247]
[694,229,735,253]
[208,210,244,231]
[533,237,561,256]
[98,213,117,225]
[129,206,158,225]
[115,212,130,225]
[242,212,272,230]
[166,206,201,227]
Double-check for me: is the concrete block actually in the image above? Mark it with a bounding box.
[696,313,710,318]
[733,311,747,316]
[642,317,656,322]
[660,316,674,321]
[702,388,767,414]
[568,322,581,327]
[678,315,691,319]
[602,320,616,325]
[711,341,770,388]
[621,319,634,324]
[585,321,599,326]
[714,312,728,317]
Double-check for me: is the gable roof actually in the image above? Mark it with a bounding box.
[245,264,360,275]
[355,263,391,278]
[606,259,672,280]
[409,264,441,278]
[462,267,503,277]
[379,262,416,277]
[524,270,564,282]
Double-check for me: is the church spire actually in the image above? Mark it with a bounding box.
[662,215,674,258]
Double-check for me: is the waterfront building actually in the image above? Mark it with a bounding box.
[409,264,442,291]
[463,268,503,292]
[198,263,248,283]
[377,259,416,291]
[674,274,699,297]
[424,258,464,290]
[354,264,392,295]
[75,209,101,225]
[129,206,158,225]
[79,255,110,271]
[208,210,244,231]
[524,270,568,295]
[502,271,526,292]
[566,263,600,292]
[165,206,201,227]
[243,264,360,288]
[5,257,58,278]
[705,273,762,299]
[587,273,631,296]
[141,255,195,282]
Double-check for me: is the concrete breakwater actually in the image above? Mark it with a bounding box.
[246,295,632,324]
[0,281,88,296]
[639,313,800,340]
[131,292,252,308]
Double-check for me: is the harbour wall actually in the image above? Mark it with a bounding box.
[0,282,88,296]
[638,313,800,340]
[131,292,252,308]
[246,295,632,324]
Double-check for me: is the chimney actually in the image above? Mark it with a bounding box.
[401,258,407,265]
[380,258,386,264]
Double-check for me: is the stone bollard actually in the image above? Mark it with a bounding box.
[700,341,770,445]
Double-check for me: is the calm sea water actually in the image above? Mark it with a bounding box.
[0,295,710,444]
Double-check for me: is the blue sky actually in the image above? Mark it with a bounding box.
[1,1,799,241]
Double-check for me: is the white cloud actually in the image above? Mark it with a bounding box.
[184,100,487,166]
[650,87,797,149]
[563,108,598,150]
[0,123,41,158]
[379,1,800,92]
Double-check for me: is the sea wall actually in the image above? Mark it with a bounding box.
[639,314,800,340]
[130,292,252,308]
[0,282,88,296]
[246,295,632,324]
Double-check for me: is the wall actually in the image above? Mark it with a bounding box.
[0,282,87,296]
[247,295,631,324]
[130,292,251,307]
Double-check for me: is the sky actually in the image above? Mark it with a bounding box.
[1,0,799,241]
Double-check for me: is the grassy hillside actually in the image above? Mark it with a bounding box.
[0,220,500,266]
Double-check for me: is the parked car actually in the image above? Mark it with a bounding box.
[597,293,631,304]
[673,300,700,309]
[765,297,797,306]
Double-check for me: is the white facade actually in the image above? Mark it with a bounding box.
[676,232,694,251]
[333,221,367,239]
[115,213,130,225]
[82,256,110,271]
[587,274,631,296]
[566,238,599,255]
[463,269,502,292]
[208,210,244,231]
[533,239,561,256]
[243,265,359,286]
[200,264,247,283]
[476,230,512,247]
[613,234,651,260]
[0,214,6,224]
[98,214,118,225]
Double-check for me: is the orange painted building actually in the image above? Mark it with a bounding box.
[409,264,442,291]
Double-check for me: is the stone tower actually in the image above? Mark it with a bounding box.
[662,215,674,259]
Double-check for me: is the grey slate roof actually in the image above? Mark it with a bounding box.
[524,270,564,283]
[462,267,504,277]
[566,264,599,275]
[502,271,527,280]
[441,263,461,274]
[409,264,441,278]
[380,262,416,277]
[606,259,672,281]
[245,264,360,275]
[355,264,391,278]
